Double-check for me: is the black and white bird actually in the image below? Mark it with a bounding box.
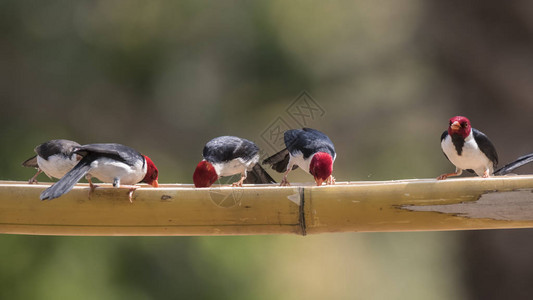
[263,128,336,186]
[438,115,533,180]
[40,143,159,201]
[22,139,81,184]
[193,136,275,187]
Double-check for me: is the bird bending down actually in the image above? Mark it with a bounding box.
[40,143,159,202]
[22,139,81,184]
[193,136,275,188]
[263,128,336,186]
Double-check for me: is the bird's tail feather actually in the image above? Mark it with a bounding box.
[263,149,296,173]
[22,155,38,168]
[494,153,533,175]
[244,164,276,184]
[40,157,92,200]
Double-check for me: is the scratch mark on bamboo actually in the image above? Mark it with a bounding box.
[402,190,533,221]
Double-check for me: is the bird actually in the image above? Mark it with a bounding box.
[438,115,533,180]
[193,136,275,187]
[438,116,498,180]
[40,143,159,201]
[263,128,336,186]
[22,139,81,184]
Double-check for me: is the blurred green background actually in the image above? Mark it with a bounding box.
[1,1,533,299]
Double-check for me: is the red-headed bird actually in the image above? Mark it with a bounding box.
[263,128,336,186]
[22,139,81,184]
[40,143,158,201]
[438,116,533,180]
[193,136,275,187]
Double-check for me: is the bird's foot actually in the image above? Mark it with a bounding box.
[482,170,490,178]
[232,176,245,187]
[126,186,138,203]
[28,170,42,184]
[437,172,459,180]
[280,178,291,186]
[88,181,99,199]
[326,175,336,185]
[115,184,139,203]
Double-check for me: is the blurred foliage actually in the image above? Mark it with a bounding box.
[1,0,533,299]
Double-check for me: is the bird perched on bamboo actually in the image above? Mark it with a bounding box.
[40,143,159,202]
[22,139,81,184]
[438,115,533,180]
[263,128,336,186]
[193,136,275,187]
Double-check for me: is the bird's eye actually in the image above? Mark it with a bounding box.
[449,121,452,126]
[461,122,467,127]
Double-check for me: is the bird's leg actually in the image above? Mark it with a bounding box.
[326,175,336,185]
[232,172,246,187]
[87,175,98,199]
[28,169,42,184]
[111,178,136,203]
[482,169,490,178]
[437,169,463,180]
[280,167,292,186]
[117,185,139,203]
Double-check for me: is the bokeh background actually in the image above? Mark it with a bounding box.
[2,1,533,299]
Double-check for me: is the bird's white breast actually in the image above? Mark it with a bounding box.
[213,155,258,177]
[441,132,493,176]
[38,154,79,179]
[288,151,313,174]
[88,157,146,185]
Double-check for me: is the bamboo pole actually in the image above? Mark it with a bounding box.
[1,175,533,236]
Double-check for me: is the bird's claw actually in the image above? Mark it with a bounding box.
[88,182,99,199]
[232,175,246,187]
[128,187,138,203]
[280,179,291,186]
[326,176,336,185]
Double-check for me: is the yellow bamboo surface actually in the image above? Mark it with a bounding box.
[2,175,533,236]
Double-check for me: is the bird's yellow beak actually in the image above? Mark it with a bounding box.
[315,178,324,186]
[151,180,159,188]
[450,121,461,131]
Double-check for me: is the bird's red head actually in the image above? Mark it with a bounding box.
[448,116,472,139]
[193,160,219,187]
[309,152,333,186]
[142,155,159,187]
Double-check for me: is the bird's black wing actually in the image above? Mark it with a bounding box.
[440,130,448,142]
[472,128,498,168]
[74,143,143,167]
[494,153,533,175]
[285,128,336,159]
[203,136,258,163]
[22,155,38,168]
[243,164,276,184]
[36,139,81,160]
[440,130,451,162]
[40,156,93,200]
[262,148,298,173]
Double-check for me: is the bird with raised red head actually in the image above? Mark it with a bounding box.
[438,116,498,180]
